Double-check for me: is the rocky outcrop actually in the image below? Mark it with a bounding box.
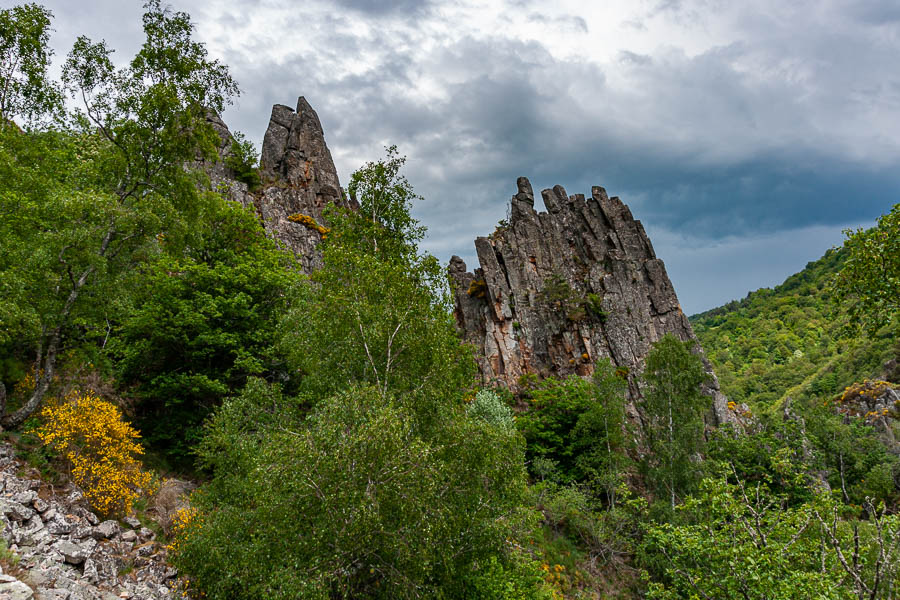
[0,444,174,599]
[834,380,900,453]
[206,97,357,274]
[450,177,734,425]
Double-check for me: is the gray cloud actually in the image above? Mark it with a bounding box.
[35,0,900,313]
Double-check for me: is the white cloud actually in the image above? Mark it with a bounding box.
[36,0,900,312]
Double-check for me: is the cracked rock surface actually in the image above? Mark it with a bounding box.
[0,444,175,600]
[450,177,735,426]
[203,97,357,274]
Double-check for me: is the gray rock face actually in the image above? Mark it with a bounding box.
[0,576,34,600]
[0,443,175,599]
[204,97,357,274]
[450,178,734,425]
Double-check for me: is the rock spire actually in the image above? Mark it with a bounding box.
[206,97,357,273]
[450,177,734,425]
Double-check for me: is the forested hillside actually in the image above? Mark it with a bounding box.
[691,248,899,409]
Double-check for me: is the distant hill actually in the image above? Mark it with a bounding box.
[690,248,898,409]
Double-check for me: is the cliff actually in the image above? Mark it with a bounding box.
[205,97,357,273]
[450,177,734,425]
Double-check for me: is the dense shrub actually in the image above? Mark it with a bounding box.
[171,382,536,600]
[35,392,154,517]
[111,200,301,466]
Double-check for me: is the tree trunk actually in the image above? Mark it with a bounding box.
[1,326,61,429]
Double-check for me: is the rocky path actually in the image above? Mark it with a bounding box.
[0,444,175,600]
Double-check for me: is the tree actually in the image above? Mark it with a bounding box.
[171,151,544,598]
[833,203,900,332]
[643,474,900,600]
[517,374,597,482]
[174,382,535,600]
[0,1,238,428]
[640,334,711,508]
[571,359,632,507]
[109,200,301,466]
[280,147,476,429]
[0,2,60,124]
[642,476,846,600]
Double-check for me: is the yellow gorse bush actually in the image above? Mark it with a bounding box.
[36,392,155,517]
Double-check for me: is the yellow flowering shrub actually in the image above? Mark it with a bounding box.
[166,506,201,554]
[167,506,205,599]
[839,379,896,404]
[35,392,155,517]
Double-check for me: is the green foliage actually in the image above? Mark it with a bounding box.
[707,417,816,505]
[539,275,586,322]
[571,360,632,505]
[517,375,596,481]
[640,334,710,508]
[585,293,608,323]
[224,130,261,191]
[109,200,300,466]
[461,555,552,600]
[0,2,61,124]
[833,203,900,332]
[691,248,897,409]
[176,382,534,600]
[803,398,899,507]
[642,476,847,600]
[280,148,476,430]
[173,152,544,599]
[0,0,238,428]
[467,389,516,433]
[643,471,900,600]
[517,360,632,503]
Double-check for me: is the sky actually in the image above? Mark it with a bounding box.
[29,0,900,314]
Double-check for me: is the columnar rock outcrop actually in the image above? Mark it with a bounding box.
[206,97,356,273]
[450,177,733,425]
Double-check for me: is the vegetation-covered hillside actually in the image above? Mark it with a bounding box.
[691,248,899,409]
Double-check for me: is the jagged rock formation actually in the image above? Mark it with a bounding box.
[450,177,734,425]
[0,443,174,599]
[205,97,357,273]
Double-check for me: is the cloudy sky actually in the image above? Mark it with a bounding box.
[33,0,900,314]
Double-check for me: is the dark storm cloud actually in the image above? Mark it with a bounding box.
[206,2,898,307]
[33,0,900,312]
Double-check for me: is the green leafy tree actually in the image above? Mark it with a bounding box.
[0,1,237,428]
[109,200,301,465]
[280,147,475,429]
[833,203,900,332]
[224,130,261,190]
[517,363,631,499]
[571,359,632,507]
[640,334,711,508]
[517,374,596,481]
[0,2,60,124]
[644,474,900,600]
[175,382,535,600]
[171,151,545,598]
[642,476,846,600]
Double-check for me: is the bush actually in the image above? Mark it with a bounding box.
[172,382,535,599]
[35,392,154,517]
[467,389,515,432]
